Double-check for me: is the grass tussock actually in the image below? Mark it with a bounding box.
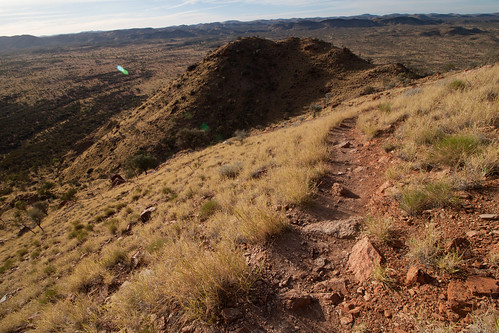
[397,179,457,215]
[364,215,393,243]
[407,223,441,266]
[65,258,107,293]
[110,239,253,328]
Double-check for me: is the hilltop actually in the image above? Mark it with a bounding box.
[61,37,410,181]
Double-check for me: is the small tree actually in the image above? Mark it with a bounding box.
[127,153,159,176]
[28,207,46,232]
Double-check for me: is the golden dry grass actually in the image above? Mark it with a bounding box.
[1,64,496,331]
[0,95,358,330]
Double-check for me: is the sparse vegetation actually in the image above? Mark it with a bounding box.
[370,263,395,287]
[364,215,393,243]
[60,188,77,201]
[218,163,242,179]
[397,179,456,215]
[407,223,441,266]
[436,251,462,274]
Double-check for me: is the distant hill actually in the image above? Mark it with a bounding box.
[1,13,497,53]
[61,37,410,180]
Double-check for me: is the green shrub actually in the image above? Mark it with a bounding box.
[101,247,127,269]
[175,128,209,150]
[60,188,77,201]
[200,200,220,220]
[30,248,41,259]
[218,163,242,179]
[449,79,466,90]
[68,221,91,242]
[0,258,15,274]
[146,238,168,254]
[43,264,56,276]
[17,248,28,258]
[361,86,376,95]
[14,200,27,210]
[378,103,391,112]
[104,207,116,217]
[105,218,119,234]
[38,181,55,197]
[398,180,456,215]
[38,287,58,304]
[126,152,159,175]
[430,134,481,167]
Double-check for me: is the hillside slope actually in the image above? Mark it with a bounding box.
[62,37,409,181]
[0,64,497,332]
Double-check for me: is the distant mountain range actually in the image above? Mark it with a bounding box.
[1,13,498,53]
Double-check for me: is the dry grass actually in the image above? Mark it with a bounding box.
[407,223,441,266]
[0,97,359,330]
[364,215,393,243]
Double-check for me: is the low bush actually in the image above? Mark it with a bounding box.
[429,134,481,167]
[218,163,242,179]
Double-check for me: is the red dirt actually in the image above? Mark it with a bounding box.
[214,117,498,332]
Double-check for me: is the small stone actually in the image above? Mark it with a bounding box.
[140,206,156,223]
[349,306,362,315]
[479,214,498,220]
[304,217,361,239]
[445,237,470,253]
[405,266,432,286]
[315,257,327,269]
[384,310,392,318]
[340,313,354,325]
[181,325,194,333]
[466,230,480,238]
[281,290,314,311]
[221,308,243,323]
[338,141,352,148]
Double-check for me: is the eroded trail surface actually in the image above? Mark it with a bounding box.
[228,117,396,332]
[221,115,499,333]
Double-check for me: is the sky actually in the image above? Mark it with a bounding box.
[0,0,497,37]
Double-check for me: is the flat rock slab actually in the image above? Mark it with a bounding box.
[280,290,315,311]
[348,237,382,283]
[304,217,361,239]
[479,214,498,220]
[466,276,499,297]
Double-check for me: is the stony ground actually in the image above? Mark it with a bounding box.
[198,117,499,333]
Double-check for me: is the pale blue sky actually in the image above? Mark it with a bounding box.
[0,0,497,37]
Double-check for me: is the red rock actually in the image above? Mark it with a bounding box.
[447,281,472,317]
[349,306,362,315]
[405,266,432,286]
[384,310,392,318]
[445,237,470,253]
[347,237,383,283]
[332,183,348,196]
[281,290,314,311]
[312,278,348,295]
[465,276,499,297]
[340,313,353,325]
[221,308,243,323]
